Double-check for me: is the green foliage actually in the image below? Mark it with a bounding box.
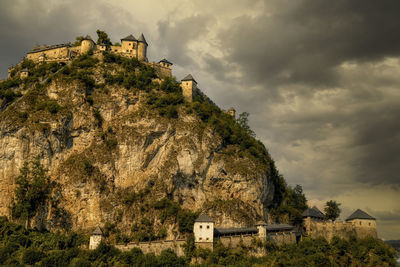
[22,247,45,265]
[96,29,112,48]
[324,200,341,221]
[36,99,62,114]
[237,112,255,137]
[192,236,397,267]
[92,108,103,126]
[11,160,52,227]
[153,198,199,233]
[102,52,156,91]
[146,90,184,118]
[186,97,268,162]
[269,184,308,225]
[71,53,99,69]
[72,36,84,47]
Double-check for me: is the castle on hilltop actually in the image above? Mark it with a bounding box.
[8,33,173,81]
[6,33,235,107]
[25,34,149,63]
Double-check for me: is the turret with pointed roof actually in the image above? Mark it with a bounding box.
[137,33,148,62]
[181,74,197,102]
[346,209,375,221]
[138,33,148,45]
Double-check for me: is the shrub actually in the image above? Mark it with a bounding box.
[22,247,45,265]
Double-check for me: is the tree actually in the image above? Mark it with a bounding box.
[96,29,112,48]
[237,112,255,137]
[324,200,341,221]
[72,36,84,46]
[11,160,52,228]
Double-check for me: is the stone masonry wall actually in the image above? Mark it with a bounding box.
[304,218,377,241]
[115,239,186,256]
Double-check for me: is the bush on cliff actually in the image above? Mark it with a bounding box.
[11,160,52,228]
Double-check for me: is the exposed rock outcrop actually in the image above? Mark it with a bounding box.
[0,60,277,236]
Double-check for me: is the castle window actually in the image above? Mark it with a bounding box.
[199,237,202,241]
[206,238,209,240]
[207,226,210,229]
[369,223,371,226]
[200,225,202,229]
[360,222,362,225]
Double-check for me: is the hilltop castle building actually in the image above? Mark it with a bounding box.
[7,33,173,79]
[26,34,149,63]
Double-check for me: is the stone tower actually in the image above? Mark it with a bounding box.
[89,226,103,250]
[256,221,267,239]
[346,209,377,238]
[228,107,236,118]
[181,74,197,102]
[120,34,138,57]
[193,214,214,249]
[80,35,95,54]
[137,33,148,62]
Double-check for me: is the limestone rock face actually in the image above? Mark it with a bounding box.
[0,76,275,232]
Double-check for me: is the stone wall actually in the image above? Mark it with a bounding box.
[304,218,377,241]
[27,47,70,63]
[150,63,172,78]
[268,232,296,244]
[218,234,256,248]
[115,239,186,256]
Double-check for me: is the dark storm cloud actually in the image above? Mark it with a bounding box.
[197,0,400,189]
[210,0,400,89]
[156,14,214,68]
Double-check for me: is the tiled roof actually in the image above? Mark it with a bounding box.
[215,227,258,236]
[302,207,324,218]
[159,58,173,65]
[265,224,294,231]
[181,74,197,83]
[195,214,214,222]
[121,34,137,41]
[92,226,103,235]
[346,209,375,221]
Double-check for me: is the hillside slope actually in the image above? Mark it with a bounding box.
[0,53,281,239]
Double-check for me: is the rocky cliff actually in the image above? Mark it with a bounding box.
[0,54,279,239]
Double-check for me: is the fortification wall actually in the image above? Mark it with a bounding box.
[350,219,378,238]
[218,234,256,248]
[27,47,70,62]
[115,239,186,256]
[268,232,297,245]
[150,63,172,78]
[304,218,377,241]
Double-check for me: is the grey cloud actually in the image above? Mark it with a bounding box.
[210,0,400,89]
[156,14,214,68]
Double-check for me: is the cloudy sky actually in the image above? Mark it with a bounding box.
[1,0,399,239]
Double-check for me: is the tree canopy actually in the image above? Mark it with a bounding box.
[324,200,341,221]
[96,29,112,48]
[11,160,52,228]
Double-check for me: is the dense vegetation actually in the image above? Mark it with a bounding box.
[11,160,53,229]
[194,236,398,267]
[0,216,397,266]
